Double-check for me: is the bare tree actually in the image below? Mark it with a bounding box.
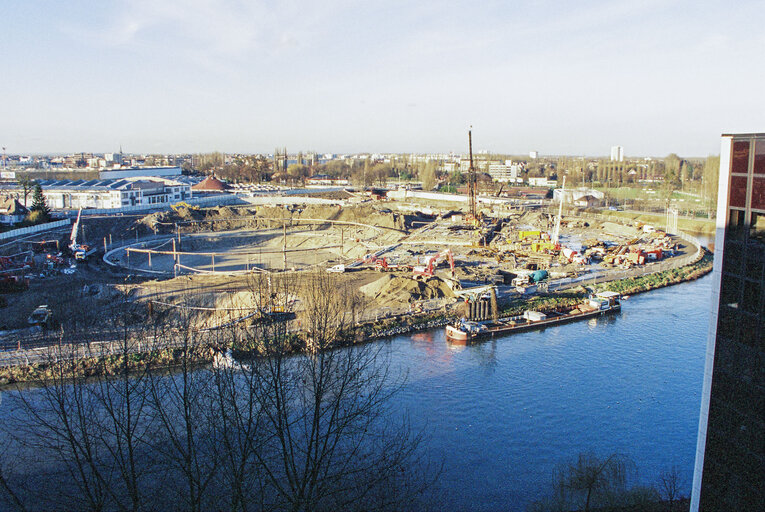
[239,272,432,511]
[12,338,112,511]
[551,452,634,512]
[0,445,27,512]
[5,272,433,512]
[145,313,219,512]
[658,464,682,512]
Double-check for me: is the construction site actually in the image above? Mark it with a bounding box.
[0,136,705,351]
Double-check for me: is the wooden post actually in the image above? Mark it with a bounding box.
[283,221,287,270]
[148,250,151,268]
[104,237,107,253]
[172,239,177,267]
[212,254,215,272]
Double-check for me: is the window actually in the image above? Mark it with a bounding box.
[754,139,765,175]
[722,239,744,276]
[731,140,750,174]
[730,176,748,208]
[726,209,747,241]
[721,275,741,307]
[742,281,761,314]
[750,212,765,245]
[751,177,765,210]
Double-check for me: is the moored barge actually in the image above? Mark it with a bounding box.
[445,291,621,344]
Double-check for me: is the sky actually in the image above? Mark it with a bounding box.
[1,0,763,157]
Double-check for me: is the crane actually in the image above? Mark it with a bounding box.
[467,128,478,223]
[552,176,566,245]
[69,208,95,260]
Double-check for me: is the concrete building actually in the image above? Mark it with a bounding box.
[527,177,556,187]
[529,151,539,159]
[691,133,764,511]
[1,177,191,210]
[105,152,123,165]
[610,146,624,162]
[488,162,521,183]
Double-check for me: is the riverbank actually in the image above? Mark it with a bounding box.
[0,248,714,386]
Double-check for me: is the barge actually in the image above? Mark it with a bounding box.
[445,291,621,344]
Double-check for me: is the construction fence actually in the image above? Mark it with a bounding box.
[0,219,72,241]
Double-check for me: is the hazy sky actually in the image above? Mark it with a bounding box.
[1,0,763,156]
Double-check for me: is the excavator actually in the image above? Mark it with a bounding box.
[412,249,455,279]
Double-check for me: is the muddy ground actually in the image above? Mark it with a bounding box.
[0,201,695,334]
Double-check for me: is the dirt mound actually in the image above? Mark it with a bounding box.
[360,274,455,304]
[516,210,551,229]
[137,206,207,231]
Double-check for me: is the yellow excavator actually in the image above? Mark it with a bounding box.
[171,202,199,212]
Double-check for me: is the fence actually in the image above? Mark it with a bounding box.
[0,219,72,241]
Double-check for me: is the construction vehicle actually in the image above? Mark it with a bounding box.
[171,201,200,213]
[530,241,558,253]
[69,208,97,261]
[518,230,542,241]
[374,257,410,272]
[46,253,65,267]
[413,249,455,279]
[27,305,53,328]
[360,253,410,272]
[29,239,60,253]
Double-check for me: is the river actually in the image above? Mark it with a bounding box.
[379,273,712,510]
[0,274,712,511]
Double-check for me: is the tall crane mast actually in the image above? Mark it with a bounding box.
[468,128,477,220]
[553,176,566,245]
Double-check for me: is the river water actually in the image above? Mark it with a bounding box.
[0,274,711,511]
[379,273,712,510]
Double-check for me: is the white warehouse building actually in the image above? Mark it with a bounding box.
[1,177,192,210]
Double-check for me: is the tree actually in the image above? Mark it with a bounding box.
[420,161,437,190]
[17,175,35,208]
[538,452,634,512]
[658,465,682,512]
[28,183,51,222]
[702,155,720,213]
[286,163,310,185]
[4,273,433,511]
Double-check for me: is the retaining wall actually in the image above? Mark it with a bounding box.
[0,219,72,241]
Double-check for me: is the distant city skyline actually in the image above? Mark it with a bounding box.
[2,1,762,156]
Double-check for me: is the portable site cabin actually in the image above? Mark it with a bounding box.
[589,291,621,310]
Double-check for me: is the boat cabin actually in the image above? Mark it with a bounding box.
[589,291,621,310]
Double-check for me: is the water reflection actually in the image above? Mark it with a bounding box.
[385,276,710,511]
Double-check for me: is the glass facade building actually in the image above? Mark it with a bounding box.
[691,133,765,510]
